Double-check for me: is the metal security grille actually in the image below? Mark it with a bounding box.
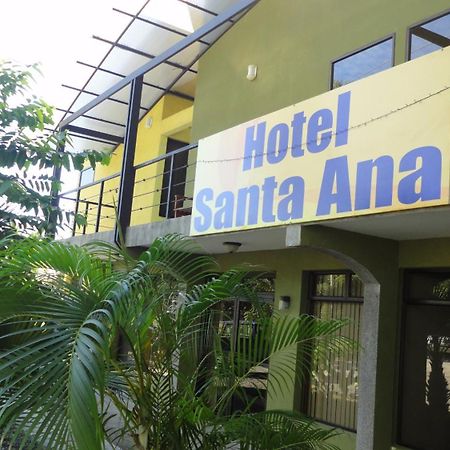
[306,272,363,431]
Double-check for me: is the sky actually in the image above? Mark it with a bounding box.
[0,0,141,105]
[0,0,194,107]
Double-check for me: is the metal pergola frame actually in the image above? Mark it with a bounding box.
[56,0,261,244]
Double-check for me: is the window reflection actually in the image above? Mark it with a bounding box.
[406,272,450,301]
[425,335,450,413]
[307,272,363,431]
[309,301,361,429]
[313,274,346,297]
[332,38,393,88]
[410,13,450,60]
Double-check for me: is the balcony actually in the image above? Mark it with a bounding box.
[61,142,198,243]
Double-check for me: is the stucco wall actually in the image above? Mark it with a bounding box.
[192,0,450,140]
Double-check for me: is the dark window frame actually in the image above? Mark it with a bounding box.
[406,8,450,61]
[329,34,396,90]
[309,270,364,303]
[302,270,363,432]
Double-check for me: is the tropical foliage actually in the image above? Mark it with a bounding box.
[0,235,350,449]
[0,62,108,238]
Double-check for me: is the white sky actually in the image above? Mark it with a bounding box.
[0,0,141,106]
[0,0,192,107]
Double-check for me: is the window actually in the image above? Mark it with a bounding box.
[217,277,275,414]
[79,167,94,187]
[305,271,363,430]
[159,138,189,218]
[409,12,450,60]
[399,271,450,450]
[331,38,394,88]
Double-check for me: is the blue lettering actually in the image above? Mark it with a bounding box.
[243,122,266,171]
[291,112,307,157]
[317,156,352,215]
[335,91,351,147]
[261,176,277,222]
[355,156,393,210]
[194,188,213,232]
[236,185,259,226]
[214,191,234,229]
[398,146,442,204]
[278,176,304,220]
[307,108,333,153]
[267,123,289,164]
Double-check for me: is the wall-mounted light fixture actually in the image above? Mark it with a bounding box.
[279,295,291,311]
[222,241,242,253]
[246,64,258,81]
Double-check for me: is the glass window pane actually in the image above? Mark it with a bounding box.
[307,300,361,430]
[79,167,94,187]
[350,274,364,298]
[410,13,450,60]
[313,274,346,297]
[332,38,393,88]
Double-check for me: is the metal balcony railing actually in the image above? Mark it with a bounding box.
[60,142,198,237]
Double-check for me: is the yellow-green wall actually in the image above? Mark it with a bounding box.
[192,0,450,141]
[75,95,193,235]
[211,232,450,450]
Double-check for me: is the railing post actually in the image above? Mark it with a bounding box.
[114,75,143,246]
[82,202,89,235]
[165,153,175,219]
[72,187,81,237]
[47,131,66,239]
[95,181,105,233]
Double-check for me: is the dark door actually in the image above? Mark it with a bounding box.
[217,293,274,414]
[159,138,188,218]
[399,271,450,450]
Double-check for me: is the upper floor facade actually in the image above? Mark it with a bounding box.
[61,0,450,248]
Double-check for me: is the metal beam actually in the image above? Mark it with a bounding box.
[47,135,66,238]
[178,0,223,18]
[115,75,143,245]
[60,0,260,128]
[76,61,194,101]
[67,133,118,146]
[112,7,211,46]
[412,26,450,48]
[62,84,147,111]
[56,107,125,128]
[92,36,197,74]
[66,125,124,144]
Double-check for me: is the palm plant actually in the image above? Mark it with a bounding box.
[0,234,350,449]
